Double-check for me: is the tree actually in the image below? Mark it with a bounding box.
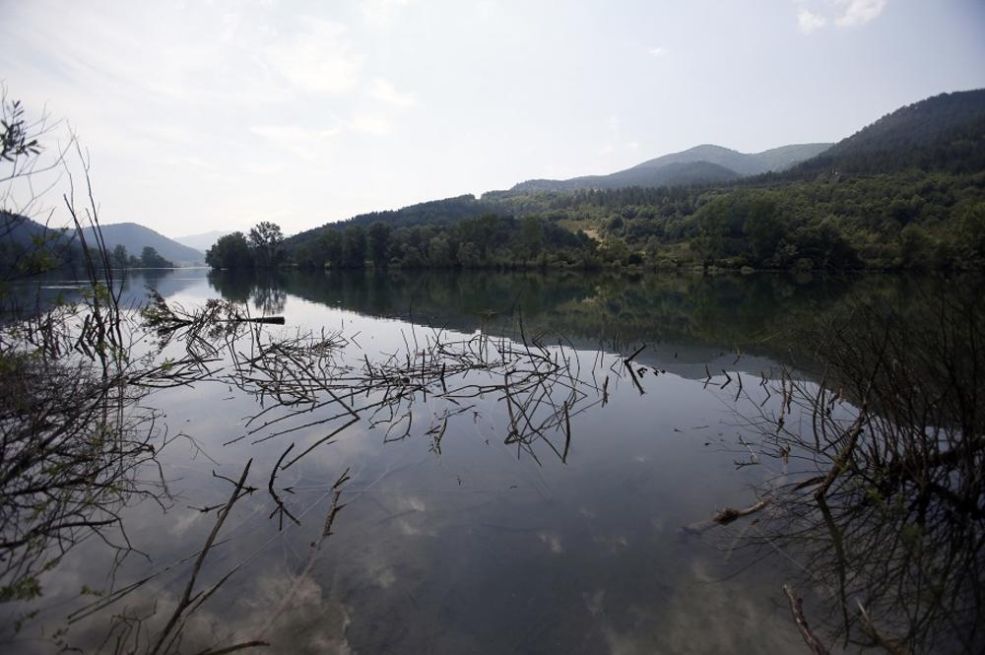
[320,230,344,268]
[342,225,367,268]
[140,246,174,268]
[248,221,284,269]
[368,222,391,268]
[111,244,129,269]
[520,216,544,260]
[0,98,40,163]
[206,232,253,269]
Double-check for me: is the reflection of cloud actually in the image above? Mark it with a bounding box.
[398,495,427,512]
[64,574,352,655]
[583,589,606,617]
[590,558,803,655]
[538,531,563,554]
[247,575,351,654]
[372,567,397,588]
[594,534,629,553]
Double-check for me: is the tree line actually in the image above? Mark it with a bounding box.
[208,168,985,273]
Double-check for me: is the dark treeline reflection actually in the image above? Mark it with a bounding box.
[207,269,983,374]
[1,268,199,321]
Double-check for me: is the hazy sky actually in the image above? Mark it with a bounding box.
[3,0,984,237]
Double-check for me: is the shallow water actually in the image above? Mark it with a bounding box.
[1,268,978,654]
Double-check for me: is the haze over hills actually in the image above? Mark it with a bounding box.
[81,223,204,265]
[174,230,232,253]
[509,143,832,193]
[269,87,985,274]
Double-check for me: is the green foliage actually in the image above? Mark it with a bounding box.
[0,575,42,603]
[111,244,129,269]
[276,89,985,273]
[342,225,367,268]
[206,232,253,270]
[206,222,287,270]
[248,221,284,268]
[139,246,173,268]
[790,89,985,177]
[1,98,41,163]
[368,222,391,268]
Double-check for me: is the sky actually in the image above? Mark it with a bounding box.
[2,0,984,238]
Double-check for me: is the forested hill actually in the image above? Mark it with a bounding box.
[249,88,985,274]
[283,194,506,252]
[510,160,741,193]
[788,89,985,176]
[508,143,832,193]
[80,223,204,266]
[0,212,79,276]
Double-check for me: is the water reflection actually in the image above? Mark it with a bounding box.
[695,285,985,654]
[1,269,982,654]
[207,268,962,379]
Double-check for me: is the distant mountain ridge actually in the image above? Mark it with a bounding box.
[510,142,832,193]
[284,194,507,252]
[81,223,204,265]
[790,89,985,176]
[174,230,232,253]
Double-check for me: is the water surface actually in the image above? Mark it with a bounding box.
[2,269,977,654]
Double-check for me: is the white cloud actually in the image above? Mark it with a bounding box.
[250,124,343,159]
[362,0,413,27]
[264,19,363,96]
[370,78,416,108]
[797,9,828,34]
[794,0,887,33]
[349,113,393,136]
[834,0,888,27]
[647,46,668,57]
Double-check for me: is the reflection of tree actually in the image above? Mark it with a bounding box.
[136,267,175,291]
[206,268,960,369]
[703,286,985,654]
[212,268,840,342]
[250,274,287,315]
[207,269,287,314]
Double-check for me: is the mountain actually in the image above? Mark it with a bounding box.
[791,89,985,176]
[174,230,232,253]
[284,194,507,253]
[509,143,832,193]
[0,212,81,275]
[81,223,205,266]
[513,160,742,193]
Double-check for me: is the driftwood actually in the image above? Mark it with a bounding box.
[682,498,771,534]
[783,584,830,655]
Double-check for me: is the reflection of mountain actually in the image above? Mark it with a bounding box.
[206,270,962,379]
[2,269,204,319]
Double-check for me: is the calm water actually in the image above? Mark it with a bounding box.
[1,269,980,654]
